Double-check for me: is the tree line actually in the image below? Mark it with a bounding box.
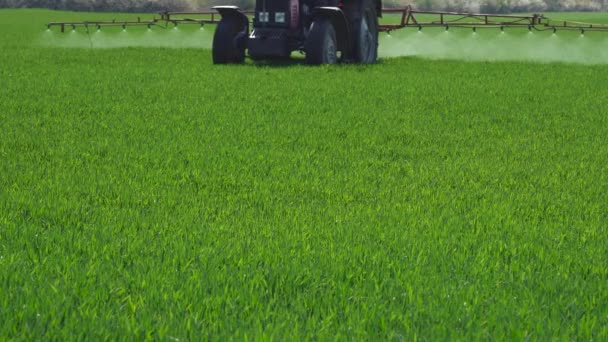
[1,0,606,12]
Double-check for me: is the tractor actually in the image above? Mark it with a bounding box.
[212,0,381,64]
[47,5,608,64]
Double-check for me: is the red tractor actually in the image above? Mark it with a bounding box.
[212,0,381,64]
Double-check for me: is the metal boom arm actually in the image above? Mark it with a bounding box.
[47,6,608,33]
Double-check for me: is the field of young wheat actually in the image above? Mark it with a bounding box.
[1,9,607,339]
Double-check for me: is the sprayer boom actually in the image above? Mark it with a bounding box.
[47,6,608,34]
[380,7,539,32]
[46,4,608,65]
[47,11,254,32]
[47,18,158,33]
[380,7,608,33]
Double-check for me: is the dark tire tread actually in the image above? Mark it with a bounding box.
[212,17,246,64]
[305,18,338,65]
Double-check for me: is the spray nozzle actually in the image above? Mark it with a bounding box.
[473,27,476,33]
[445,25,449,31]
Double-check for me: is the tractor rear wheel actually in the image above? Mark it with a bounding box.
[212,17,246,64]
[354,0,378,63]
[305,18,338,65]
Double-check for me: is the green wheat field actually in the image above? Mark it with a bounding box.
[1,8,607,340]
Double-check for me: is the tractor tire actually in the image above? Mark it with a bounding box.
[305,18,338,65]
[212,17,246,64]
[353,0,378,63]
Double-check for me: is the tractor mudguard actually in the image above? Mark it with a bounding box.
[311,7,351,60]
[213,6,249,31]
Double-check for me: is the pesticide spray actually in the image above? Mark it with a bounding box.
[379,27,608,65]
[39,24,213,49]
[41,26,608,65]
